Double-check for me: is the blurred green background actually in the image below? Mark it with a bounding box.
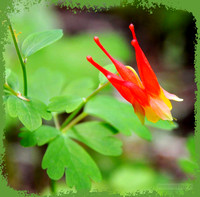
[3,2,196,195]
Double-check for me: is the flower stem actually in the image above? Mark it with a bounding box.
[50,179,56,194]
[53,112,60,129]
[8,22,28,96]
[61,112,88,133]
[60,82,109,130]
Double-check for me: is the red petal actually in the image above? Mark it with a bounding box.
[93,36,143,87]
[129,24,161,96]
[87,56,149,106]
[107,76,149,106]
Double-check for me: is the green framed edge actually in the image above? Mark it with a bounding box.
[0,0,199,196]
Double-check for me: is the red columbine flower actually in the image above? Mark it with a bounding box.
[86,24,183,124]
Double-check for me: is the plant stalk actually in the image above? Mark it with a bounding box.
[61,112,88,133]
[60,82,109,130]
[8,22,28,96]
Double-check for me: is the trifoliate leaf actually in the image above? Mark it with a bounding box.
[68,121,122,156]
[42,135,101,190]
[48,95,83,113]
[6,95,52,131]
[85,95,152,141]
[19,126,60,147]
[21,29,63,57]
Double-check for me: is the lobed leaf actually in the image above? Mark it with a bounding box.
[6,95,52,131]
[48,95,83,113]
[68,121,122,156]
[42,135,101,190]
[21,29,63,57]
[19,125,60,147]
[85,95,152,141]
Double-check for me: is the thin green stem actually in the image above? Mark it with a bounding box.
[60,82,109,130]
[61,112,88,133]
[53,112,60,129]
[60,103,84,130]
[8,22,28,96]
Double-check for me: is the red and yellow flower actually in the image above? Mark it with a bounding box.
[87,24,183,124]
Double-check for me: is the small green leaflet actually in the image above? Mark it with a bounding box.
[19,126,60,147]
[61,78,96,98]
[68,121,122,156]
[48,95,83,113]
[99,64,117,85]
[21,29,63,57]
[6,95,52,131]
[42,134,101,190]
[85,95,152,141]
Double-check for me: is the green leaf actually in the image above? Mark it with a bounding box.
[5,68,19,91]
[21,29,63,57]
[29,68,64,104]
[146,119,178,130]
[99,64,117,85]
[42,135,101,190]
[62,78,96,98]
[178,159,199,174]
[7,95,52,131]
[68,121,122,156]
[19,126,60,147]
[85,95,152,141]
[48,95,83,113]
[186,135,196,161]
[6,96,18,117]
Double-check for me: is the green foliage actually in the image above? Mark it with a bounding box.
[68,121,122,156]
[178,135,199,175]
[42,134,102,190]
[99,64,117,85]
[85,95,152,140]
[19,125,60,147]
[48,95,83,113]
[29,68,65,104]
[145,119,178,130]
[178,159,198,174]
[61,78,96,98]
[6,95,51,131]
[5,68,19,91]
[21,29,63,57]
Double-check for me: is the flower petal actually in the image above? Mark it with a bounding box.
[149,96,173,121]
[129,24,161,96]
[93,36,143,87]
[132,102,145,124]
[162,88,183,102]
[87,56,133,103]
